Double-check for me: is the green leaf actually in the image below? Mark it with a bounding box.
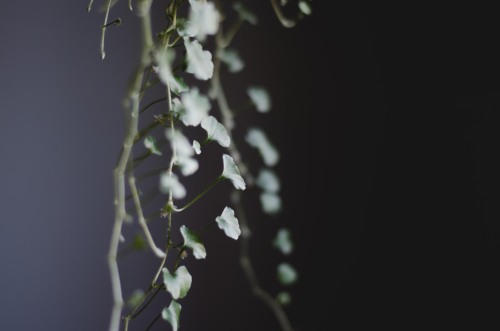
[176,87,211,127]
[144,135,162,156]
[260,192,282,215]
[221,154,246,190]
[216,207,241,240]
[276,291,292,306]
[192,140,201,155]
[184,38,214,80]
[160,173,186,199]
[180,225,206,259]
[201,116,230,148]
[277,263,298,285]
[126,289,145,309]
[132,233,147,251]
[247,86,271,113]
[298,1,312,15]
[163,266,192,300]
[162,300,182,331]
[233,2,258,25]
[273,228,293,255]
[246,128,280,167]
[186,0,220,41]
[220,48,245,73]
[256,169,280,193]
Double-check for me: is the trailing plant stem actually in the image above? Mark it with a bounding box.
[108,3,154,331]
[212,19,293,331]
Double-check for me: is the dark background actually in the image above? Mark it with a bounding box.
[1,1,500,330]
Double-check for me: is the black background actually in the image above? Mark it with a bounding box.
[1,1,500,330]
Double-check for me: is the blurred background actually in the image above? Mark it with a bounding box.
[2,1,500,330]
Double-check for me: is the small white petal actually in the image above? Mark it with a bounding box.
[233,2,258,25]
[215,207,241,240]
[187,0,219,41]
[221,154,246,190]
[246,128,279,166]
[160,173,186,199]
[298,1,312,15]
[247,87,271,113]
[260,192,282,215]
[165,129,194,158]
[185,38,214,80]
[162,301,182,331]
[201,116,230,148]
[144,136,162,156]
[277,263,298,285]
[256,169,280,193]
[220,48,245,73]
[177,88,211,127]
[192,140,201,155]
[178,156,199,176]
[155,48,189,95]
[273,228,293,255]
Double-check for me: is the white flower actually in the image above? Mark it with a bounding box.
[154,48,189,95]
[246,128,279,166]
[277,263,298,285]
[273,228,293,255]
[201,116,230,148]
[221,154,246,190]
[177,88,211,127]
[166,129,199,176]
[220,48,244,73]
[186,0,219,41]
[215,207,241,240]
[247,86,271,113]
[260,192,282,214]
[184,38,214,80]
[160,173,186,199]
[256,169,280,193]
[192,140,201,155]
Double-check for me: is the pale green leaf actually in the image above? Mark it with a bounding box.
[277,263,298,285]
[220,48,245,73]
[256,169,280,193]
[216,207,241,240]
[273,228,293,255]
[246,128,279,166]
[178,156,199,177]
[160,173,186,199]
[298,1,312,15]
[126,289,145,309]
[166,129,199,176]
[163,266,192,300]
[260,192,282,214]
[221,154,246,190]
[186,0,219,41]
[154,48,189,95]
[233,2,258,25]
[276,291,292,306]
[192,140,201,155]
[162,300,181,331]
[177,88,211,127]
[184,38,214,80]
[180,225,206,259]
[201,116,230,148]
[247,86,271,113]
[144,136,162,156]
